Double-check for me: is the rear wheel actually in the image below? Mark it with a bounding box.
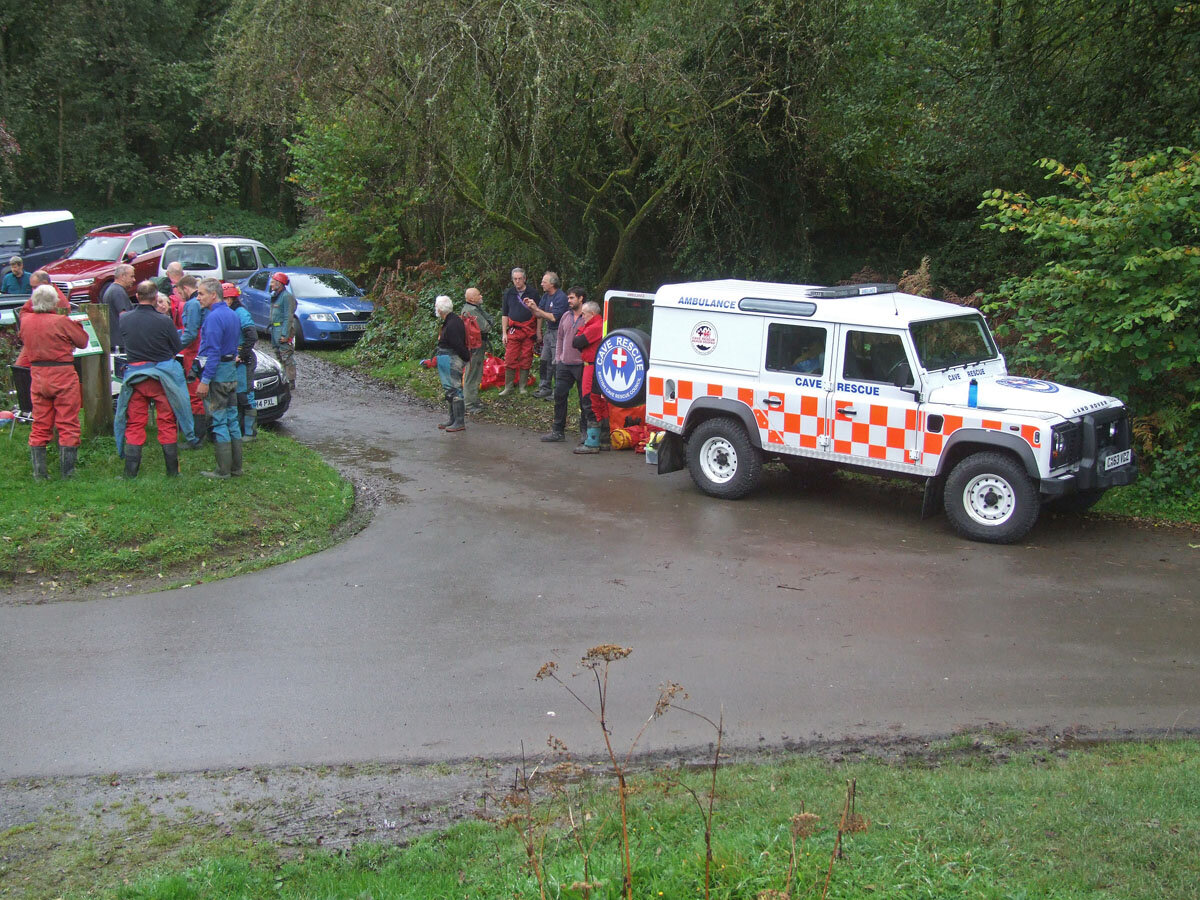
[686,417,762,499]
[943,451,1039,543]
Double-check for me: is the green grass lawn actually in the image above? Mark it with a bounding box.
[0,426,353,594]
[4,740,1195,899]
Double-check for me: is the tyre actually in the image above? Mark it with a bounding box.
[1044,488,1106,515]
[943,451,1040,544]
[686,417,762,499]
[292,315,306,349]
[595,328,650,406]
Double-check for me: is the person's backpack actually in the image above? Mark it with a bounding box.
[463,314,483,351]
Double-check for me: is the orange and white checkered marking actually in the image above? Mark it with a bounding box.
[649,376,1046,474]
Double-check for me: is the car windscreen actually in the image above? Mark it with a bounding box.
[163,244,219,270]
[68,236,126,261]
[910,314,998,371]
[289,273,359,297]
[0,226,22,250]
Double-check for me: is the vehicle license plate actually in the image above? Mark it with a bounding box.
[345,323,367,332]
[253,396,279,410]
[1104,449,1131,471]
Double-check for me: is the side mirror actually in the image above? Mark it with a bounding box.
[123,251,137,262]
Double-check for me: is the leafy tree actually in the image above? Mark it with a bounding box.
[981,144,1200,452]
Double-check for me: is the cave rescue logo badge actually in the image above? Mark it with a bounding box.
[690,321,717,355]
[596,333,647,405]
[997,376,1059,394]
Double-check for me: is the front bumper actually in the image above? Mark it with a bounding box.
[1041,409,1138,496]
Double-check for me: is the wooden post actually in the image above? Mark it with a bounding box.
[81,305,113,438]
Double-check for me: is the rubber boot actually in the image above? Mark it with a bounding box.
[517,369,528,394]
[123,444,143,479]
[574,426,601,454]
[163,443,179,477]
[437,399,454,430]
[30,445,48,480]
[598,420,611,451]
[230,439,244,477]
[497,371,515,397]
[243,407,257,442]
[445,399,466,433]
[60,445,78,479]
[187,413,208,448]
[201,442,233,479]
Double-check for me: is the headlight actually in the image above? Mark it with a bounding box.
[307,313,337,322]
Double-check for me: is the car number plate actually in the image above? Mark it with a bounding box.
[253,396,279,410]
[1104,449,1131,471]
[345,323,367,332]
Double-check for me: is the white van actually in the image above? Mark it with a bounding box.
[596,280,1138,543]
[158,236,280,284]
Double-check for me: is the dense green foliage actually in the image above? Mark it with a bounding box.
[982,145,1200,461]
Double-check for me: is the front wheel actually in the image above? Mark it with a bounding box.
[292,315,305,349]
[686,417,762,499]
[943,451,1040,544]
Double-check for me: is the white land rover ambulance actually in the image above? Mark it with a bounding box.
[594,280,1138,544]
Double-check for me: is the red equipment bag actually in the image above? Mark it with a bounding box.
[463,314,483,351]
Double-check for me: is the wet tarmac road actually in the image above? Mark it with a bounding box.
[2,358,1198,778]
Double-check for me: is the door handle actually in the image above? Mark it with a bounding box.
[838,407,857,418]
[763,396,783,408]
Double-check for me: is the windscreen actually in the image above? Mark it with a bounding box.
[910,314,998,371]
[288,272,359,297]
[0,226,21,249]
[69,236,126,261]
[163,244,219,270]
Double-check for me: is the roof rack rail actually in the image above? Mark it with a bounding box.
[91,223,136,233]
[807,283,898,299]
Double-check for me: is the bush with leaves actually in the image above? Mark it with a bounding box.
[980,144,1200,462]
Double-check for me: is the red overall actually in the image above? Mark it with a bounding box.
[19,311,88,447]
[125,378,178,445]
[180,333,205,415]
[504,316,538,374]
[15,288,72,367]
[578,315,608,423]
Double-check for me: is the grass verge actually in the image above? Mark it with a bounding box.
[1,427,353,597]
[1,740,1195,899]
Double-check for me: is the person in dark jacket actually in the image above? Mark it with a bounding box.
[434,294,470,433]
[117,280,187,477]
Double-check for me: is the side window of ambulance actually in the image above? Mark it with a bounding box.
[842,330,911,385]
[766,324,827,375]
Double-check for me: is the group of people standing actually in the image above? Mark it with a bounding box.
[14,260,299,481]
[432,267,610,453]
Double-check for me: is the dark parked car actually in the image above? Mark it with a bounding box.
[240,267,373,348]
[44,223,181,304]
[0,210,78,275]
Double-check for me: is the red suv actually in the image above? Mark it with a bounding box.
[44,222,181,303]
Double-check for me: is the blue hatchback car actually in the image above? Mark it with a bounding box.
[240,267,373,348]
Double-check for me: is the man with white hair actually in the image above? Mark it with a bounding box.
[434,294,470,432]
[19,285,89,478]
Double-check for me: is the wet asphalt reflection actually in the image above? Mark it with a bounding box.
[1,355,1197,777]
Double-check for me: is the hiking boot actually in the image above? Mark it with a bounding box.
[539,431,565,442]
